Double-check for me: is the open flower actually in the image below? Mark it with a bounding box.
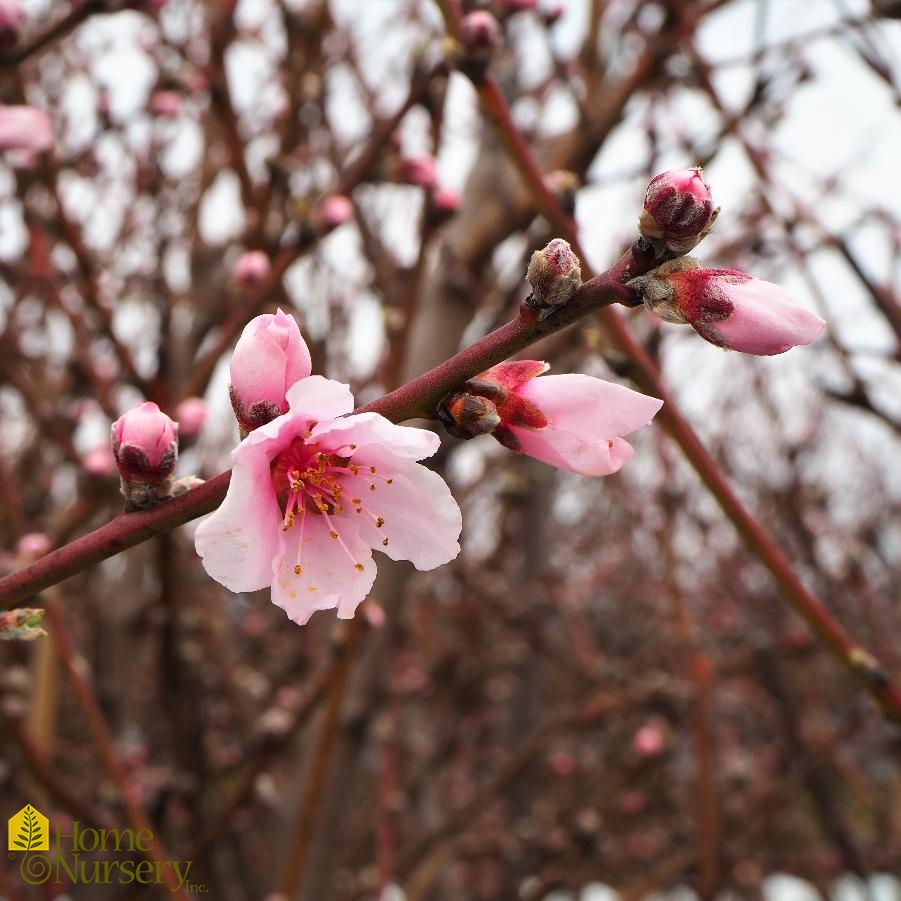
[229,309,312,434]
[632,257,825,356]
[196,376,462,625]
[441,361,663,476]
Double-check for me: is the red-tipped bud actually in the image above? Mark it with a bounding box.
[639,167,716,253]
[629,257,826,356]
[233,250,271,288]
[525,238,582,315]
[313,194,354,231]
[460,11,502,53]
[111,402,179,509]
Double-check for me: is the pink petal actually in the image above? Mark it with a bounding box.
[310,412,441,461]
[713,277,825,355]
[511,427,636,476]
[336,449,461,570]
[479,360,549,390]
[271,516,376,624]
[517,374,663,441]
[194,447,282,593]
[283,376,355,429]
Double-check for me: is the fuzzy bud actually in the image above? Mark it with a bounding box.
[525,238,582,316]
[437,392,501,440]
[111,402,179,509]
[639,167,716,254]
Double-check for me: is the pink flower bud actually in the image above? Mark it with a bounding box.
[82,445,116,478]
[16,533,51,560]
[632,717,668,758]
[431,187,460,215]
[460,11,502,53]
[233,250,271,288]
[313,194,354,231]
[396,154,437,189]
[525,238,582,314]
[631,257,826,356]
[640,168,714,250]
[0,105,53,154]
[111,402,179,508]
[174,397,207,440]
[0,0,20,48]
[229,309,312,434]
[149,90,181,118]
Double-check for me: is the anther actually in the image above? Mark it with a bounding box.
[294,564,302,575]
[354,563,364,572]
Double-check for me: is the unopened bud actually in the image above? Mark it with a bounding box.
[456,11,502,82]
[111,402,179,510]
[426,187,460,228]
[639,167,716,254]
[174,397,207,440]
[525,238,582,316]
[437,392,501,440]
[313,194,354,231]
[16,533,51,560]
[395,154,437,189]
[233,250,271,288]
[0,0,20,48]
[149,90,181,118]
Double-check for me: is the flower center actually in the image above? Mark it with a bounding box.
[270,436,393,577]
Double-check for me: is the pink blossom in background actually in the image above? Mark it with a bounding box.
[431,188,460,214]
[0,0,20,47]
[111,402,178,480]
[149,90,181,118]
[314,194,354,231]
[667,266,825,355]
[16,533,51,560]
[229,310,312,433]
[0,105,53,154]
[467,361,663,476]
[195,376,461,625]
[396,154,437,189]
[82,445,116,477]
[175,397,208,439]
[233,250,271,287]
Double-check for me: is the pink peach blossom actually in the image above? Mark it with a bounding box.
[396,154,437,189]
[149,90,181,118]
[229,310,312,433]
[0,105,53,154]
[457,361,663,476]
[195,376,461,625]
[233,250,271,287]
